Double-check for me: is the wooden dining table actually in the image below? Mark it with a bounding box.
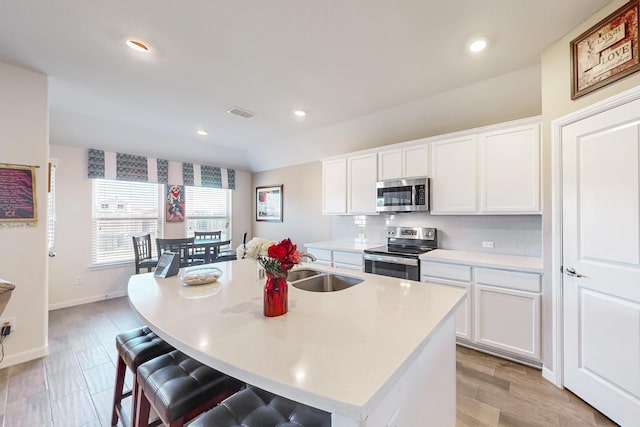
[191,238,231,263]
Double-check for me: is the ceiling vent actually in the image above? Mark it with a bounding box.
[227,106,256,119]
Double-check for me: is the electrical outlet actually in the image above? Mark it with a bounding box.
[0,317,16,334]
[482,241,494,248]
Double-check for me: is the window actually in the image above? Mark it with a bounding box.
[92,179,164,265]
[185,186,232,242]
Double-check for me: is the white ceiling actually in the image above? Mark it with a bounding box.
[0,1,610,172]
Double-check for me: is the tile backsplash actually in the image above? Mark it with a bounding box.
[331,213,542,257]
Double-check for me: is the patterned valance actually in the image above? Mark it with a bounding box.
[87,149,236,190]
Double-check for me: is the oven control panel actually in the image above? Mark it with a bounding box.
[385,227,436,240]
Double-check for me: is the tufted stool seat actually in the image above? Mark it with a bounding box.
[111,326,175,426]
[189,385,331,427]
[135,349,244,427]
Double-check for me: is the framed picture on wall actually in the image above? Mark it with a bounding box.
[571,0,640,99]
[256,185,283,222]
[0,164,37,224]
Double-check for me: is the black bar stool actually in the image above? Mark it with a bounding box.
[111,326,175,427]
[189,385,331,427]
[135,349,244,427]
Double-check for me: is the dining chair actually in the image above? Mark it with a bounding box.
[156,237,204,268]
[193,231,222,261]
[132,234,159,274]
[214,231,244,263]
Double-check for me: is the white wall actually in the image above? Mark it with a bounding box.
[252,161,331,246]
[0,61,49,367]
[539,0,640,372]
[48,144,252,309]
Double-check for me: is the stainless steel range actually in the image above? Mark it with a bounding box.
[364,227,437,281]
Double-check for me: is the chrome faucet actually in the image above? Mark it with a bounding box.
[299,252,317,262]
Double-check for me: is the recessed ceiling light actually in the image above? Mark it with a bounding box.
[196,130,208,136]
[126,39,150,53]
[293,110,307,118]
[469,38,488,53]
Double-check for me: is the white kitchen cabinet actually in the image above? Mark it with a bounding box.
[479,123,540,213]
[304,246,363,270]
[421,262,473,341]
[347,153,377,214]
[305,247,332,266]
[421,259,542,364]
[333,250,363,271]
[430,136,478,213]
[377,142,429,180]
[322,158,347,214]
[430,118,541,215]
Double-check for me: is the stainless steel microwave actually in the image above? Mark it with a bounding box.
[375,177,429,212]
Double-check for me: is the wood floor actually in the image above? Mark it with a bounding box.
[0,297,618,427]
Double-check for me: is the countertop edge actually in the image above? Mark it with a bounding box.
[419,249,543,274]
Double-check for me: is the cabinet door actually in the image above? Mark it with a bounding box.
[423,276,472,341]
[479,123,540,213]
[347,153,377,214]
[403,143,429,178]
[377,149,402,180]
[474,284,540,360]
[430,136,477,213]
[322,158,347,214]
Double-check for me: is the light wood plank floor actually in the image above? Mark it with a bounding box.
[0,297,618,427]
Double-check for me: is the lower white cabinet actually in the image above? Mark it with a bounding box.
[305,247,332,267]
[421,262,473,341]
[305,247,363,271]
[333,250,363,271]
[421,260,541,364]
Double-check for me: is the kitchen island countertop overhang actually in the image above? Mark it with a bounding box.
[127,259,466,425]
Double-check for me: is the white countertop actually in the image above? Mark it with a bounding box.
[420,249,543,274]
[127,259,464,421]
[304,241,382,252]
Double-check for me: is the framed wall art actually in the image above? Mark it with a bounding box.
[256,185,283,222]
[0,164,38,224]
[571,0,640,99]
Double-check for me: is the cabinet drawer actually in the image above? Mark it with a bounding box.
[334,262,362,271]
[333,250,362,266]
[476,268,541,293]
[421,262,471,282]
[306,248,332,263]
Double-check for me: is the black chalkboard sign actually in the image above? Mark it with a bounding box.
[154,252,180,278]
[0,165,37,224]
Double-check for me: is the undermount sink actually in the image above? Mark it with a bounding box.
[286,268,322,282]
[289,270,364,292]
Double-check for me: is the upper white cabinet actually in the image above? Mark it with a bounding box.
[348,153,378,214]
[430,119,541,215]
[377,142,429,180]
[430,136,478,213]
[479,124,540,213]
[322,158,347,214]
[322,153,377,215]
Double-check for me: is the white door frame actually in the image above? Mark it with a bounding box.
[549,84,640,387]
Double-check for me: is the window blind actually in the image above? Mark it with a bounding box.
[185,186,232,241]
[92,179,164,265]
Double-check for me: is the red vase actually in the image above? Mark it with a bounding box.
[264,273,288,317]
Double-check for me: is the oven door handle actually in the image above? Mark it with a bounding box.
[363,254,419,266]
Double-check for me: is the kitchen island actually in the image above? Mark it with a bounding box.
[127,259,465,426]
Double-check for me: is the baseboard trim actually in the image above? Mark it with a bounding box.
[0,344,48,369]
[48,290,128,311]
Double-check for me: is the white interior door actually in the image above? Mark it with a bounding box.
[562,99,640,426]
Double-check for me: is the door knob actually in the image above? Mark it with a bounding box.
[564,267,583,278]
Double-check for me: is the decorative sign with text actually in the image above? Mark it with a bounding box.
[0,165,37,224]
[571,1,640,99]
